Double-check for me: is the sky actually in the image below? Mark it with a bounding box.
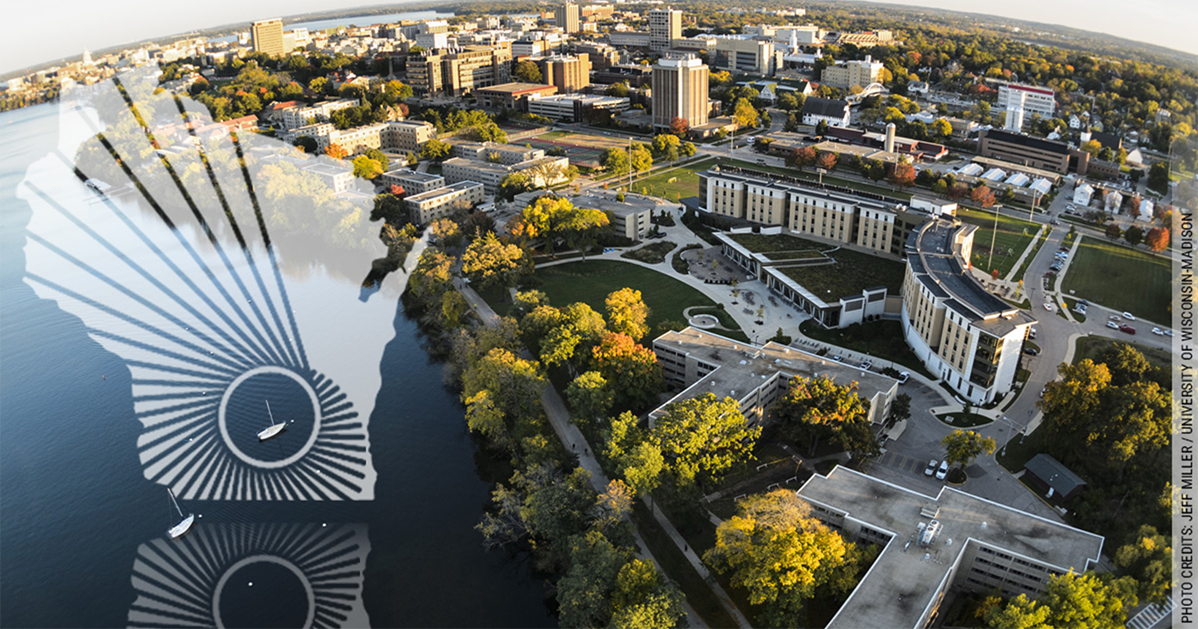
[2,0,1196,75]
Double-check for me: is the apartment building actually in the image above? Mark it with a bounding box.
[797,467,1103,629]
[555,3,581,34]
[406,181,485,224]
[650,327,897,427]
[537,54,591,93]
[442,156,570,194]
[451,142,544,164]
[609,31,651,48]
[380,169,445,195]
[651,54,709,130]
[995,82,1056,119]
[820,55,883,89]
[382,120,436,153]
[281,99,360,130]
[302,161,354,194]
[405,46,513,96]
[712,38,778,76]
[475,83,559,110]
[571,191,655,241]
[252,19,284,56]
[901,218,1036,405]
[648,8,683,52]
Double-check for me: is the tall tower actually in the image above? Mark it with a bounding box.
[555,3,581,35]
[652,54,708,130]
[884,123,896,153]
[1004,89,1026,132]
[251,19,285,56]
[648,8,683,52]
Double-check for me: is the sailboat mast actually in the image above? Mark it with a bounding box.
[169,488,183,518]
[266,400,276,427]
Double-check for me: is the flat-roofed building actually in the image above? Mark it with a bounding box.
[572,191,654,241]
[995,81,1056,119]
[797,466,1103,629]
[252,19,284,56]
[537,54,591,93]
[648,8,682,52]
[712,38,778,76]
[452,141,544,164]
[820,55,883,89]
[382,120,437,153]
[901,218,1036,405]
[593,64,652,87]
[442,155,570,194]
[406,181,485,223]
[977,129,1081,175]
[609,31,651,48]
[475,82,559,110]
[652,54,709,130]
[651,327,898,426]
[407,46,514,97]
[527,94,630,122]
[302,161,354,194]
[282,99,360,130]
[555,3,581,34]
[380,168,445,195]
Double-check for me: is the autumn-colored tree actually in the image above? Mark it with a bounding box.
[592,332,663,412]
[1105,223,1123,240]
[668,116,689,137]
[461,231,530,292]
[774,375,876,458]
[941,429,997,472]
[605,288,650,341]
[1145,227,1169,252]
[971,184,996,208]
[889,161,916,190]
[325,143,348,159]
[816,151,838,171]
[732,98,760,128]
[787,145,817,171]
[652,393,760,486]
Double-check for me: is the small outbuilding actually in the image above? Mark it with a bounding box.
[1024,453,1086,500]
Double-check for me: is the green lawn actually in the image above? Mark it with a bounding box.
[957,209,1040,277]
[1012,226,1051,284]
[527,260,744,335]
[776,248,907,301]
[799,319,934,378]
[629,157,717,201]
[729,232,828,254]
[1061,237,1172,324]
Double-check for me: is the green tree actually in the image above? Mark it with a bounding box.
[610,559,686,629]
[461,347,546,422]
[774,375,874,458]
[890,393,912,422]
[592,333,664,412]
[601,147,631,176]
[464,389,512,450]
[653,393,761,486]
[364,148,390,172]
[621,439,666,499]
[292,136,318,153]
[732,97,760,128]
[514,59,543,83]
[680,141,696,158]
[606,82,630,98]
[557,530,632,628]
[630,143,654,173]
[605,288,650,341]
[352,154,384,179]
[461,231,530,292]
[1124,225,1144,247]
[940,429,997,472]
[704,489,850,627]
[497,172,533,202]
[567,371,614,424]
[1115,525,1172,603]
[984,594,1051,629]
[419,137,452,161]
[1147,161,1170,194]
[931,118,953,139]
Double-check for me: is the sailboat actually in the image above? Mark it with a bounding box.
[257,400,287,442]
[167,489,195,539]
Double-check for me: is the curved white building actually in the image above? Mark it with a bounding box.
[901,219,1035,405]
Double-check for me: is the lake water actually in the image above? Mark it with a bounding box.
[0,101,554,626]
[286,11,456,33]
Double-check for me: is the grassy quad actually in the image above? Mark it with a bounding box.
[956,208,1040,277]
[626,157,717,201]
[1061,236,1172,324]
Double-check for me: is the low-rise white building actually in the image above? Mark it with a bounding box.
[406,181,485,224]
[380,168,445,195]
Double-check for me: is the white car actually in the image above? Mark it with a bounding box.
[1152,327,1164,335]
[936,460,949,480]
[1166,329,1174,337]
[1106,321,1119,330]
[924,459,938,476]
[897,371,911,384]
[1043,302,1056,312]
[1109,314,1121,322]
[1122,312,1136,321]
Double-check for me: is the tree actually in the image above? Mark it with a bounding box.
[508,195,610,257]
[704,489,851,626]
[601,147,630,176]
[971,184,996,208]
[1038,571,1137,629]
[816,151,837,172]
[1147,161,1170,194]
[776,92,800,111]
[592,332,664,412]
[774,375,874,458]
[609,559,686,629]
[461,347,546,422]
[606,82,630,98]
[621,439,665,499]
[787,146,817,171]
[931,118,953,139]
[732,97,760,128]
[984,594,1051,629]
[650,133,681,159]
[292,136,318,153]
[497,172,533,201]
[680,142,696,158]
[815,119,829,135]
[514,59,542,83]
[940,429,996,472]
[630,143,653,173]
[784,112,800,132]
[1105,223,1123,240]
[890,393,912,422]
[1145,227,1169,252]
[461,231,530,292]
[419,138,452,161]
[567,371,614,424]
[1124,225,1144,247]
[889,161,916,190]
[668,116,689,137]
[464,390,513,450]
[352,154,384,179]
[652,393,761,486]
[1115,525,1172,603]
[325,143,348,159]
[605,288,650,341]
[1080,139,1102,157]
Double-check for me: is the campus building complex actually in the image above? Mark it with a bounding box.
[651,54,709,130]
[406,46,514,96]
[901,219,1036,405]
[798,467,1103,629]
[405,181,486,224]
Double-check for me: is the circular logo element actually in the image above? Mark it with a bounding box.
[218,366,322,469]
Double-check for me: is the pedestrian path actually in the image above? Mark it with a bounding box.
[1126,596,1173,629]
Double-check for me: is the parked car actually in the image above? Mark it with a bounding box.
[1106,321,1120,330]
[1024,346,1040,356]
[1119,325,1137,335]
[1122,312,1136,321]
[1109,314,1121,322]
[1029,327,1038,340]
[925,459,938,476]
[860,360,873,370]
[1152,327,1164,335]
[1166,329,1175,337]
[897,371,910,384]
[936,460,949,480]
[831,355,843,362]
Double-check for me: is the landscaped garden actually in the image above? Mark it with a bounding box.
[1061,236,1172,324]
[776,248,907,301]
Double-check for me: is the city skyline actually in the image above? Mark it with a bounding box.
[3,0,1197,77]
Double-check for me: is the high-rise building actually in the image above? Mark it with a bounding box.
[555,3,581,34]
[995,82,1056,119]
[651,54,708,130]
[538,54,591,93]
[406,47,514,97]
[251,19,285,56]
[648,8,683,52]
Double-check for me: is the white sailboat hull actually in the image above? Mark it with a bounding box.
[257,423,287,441]
[169,514,195,539]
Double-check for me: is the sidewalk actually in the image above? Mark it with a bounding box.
[457,281,751,629]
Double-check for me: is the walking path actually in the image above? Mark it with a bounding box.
[455,278,751,629]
